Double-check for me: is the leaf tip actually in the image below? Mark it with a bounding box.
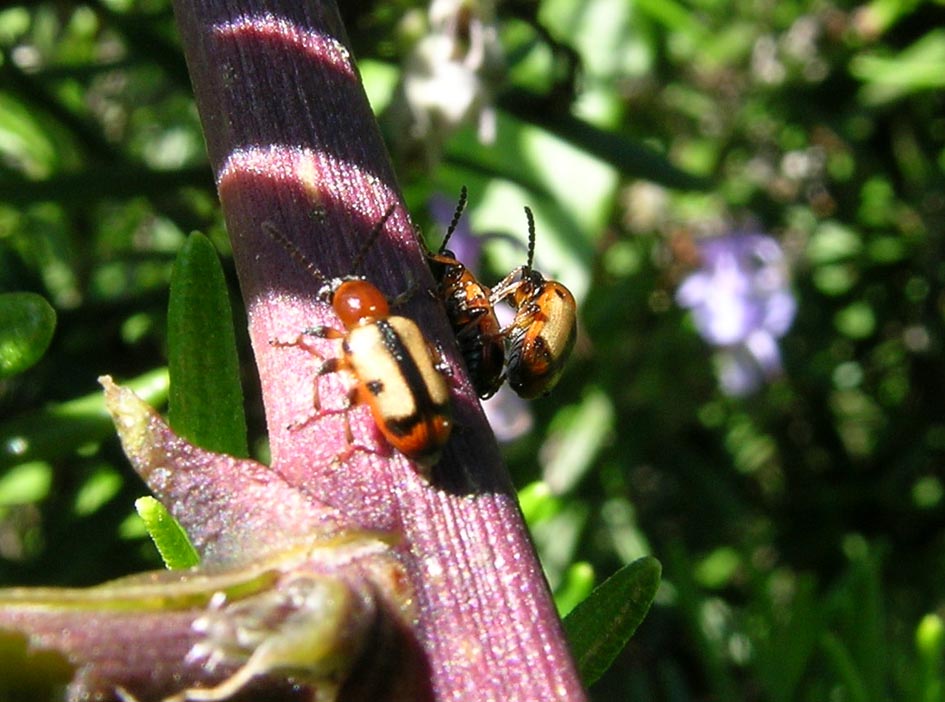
[99,375,155,457]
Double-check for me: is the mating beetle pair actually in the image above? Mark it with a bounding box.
[426,187,577,401]
[267,192,576,470]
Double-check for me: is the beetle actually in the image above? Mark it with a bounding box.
[489,207,577,399]
[423,186,506,399]
[264,209,452,470]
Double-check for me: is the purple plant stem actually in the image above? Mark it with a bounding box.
[171,1,586,700]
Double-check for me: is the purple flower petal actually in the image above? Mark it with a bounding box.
[677,230,797,395]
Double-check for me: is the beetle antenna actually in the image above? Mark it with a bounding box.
[440,185,468,252]
[523,206,536,274]
[351,204,397,274]
[262,221,327,288]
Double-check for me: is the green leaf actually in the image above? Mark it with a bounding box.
[498,92,710,192]
[916,614,945,702]
[0,93,60,179]
[851,29,945,104]
[167,232,248,458]
[0,368,169,471]
[134,496,200,570]
[73,465,123,516]
[666,542,736,699]
[807,222,863,264]
[752,575,824,702]
[820,632,870,702]
[835,302,876,340]
[543,389,614,494]
[0,462,53,506]
[563,556,662,686]
[634,0,711,37]
[0,292,56,378]
[694,546,742,589]
[519,481,562,526]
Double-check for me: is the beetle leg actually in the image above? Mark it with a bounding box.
[316,357,344,376]
[269,332,322,352]
[454,309,489,341]
[302,325,345,340]
[389,269,418,309]
[269,324,343,354]
[343,384,357,445]
[311,358,355,412]
[488,265,526,305]
[431,342,453,378]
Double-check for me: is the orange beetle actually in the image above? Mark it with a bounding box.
[265,211,451,471]
[490,207,577,399]
[423,187,505,399]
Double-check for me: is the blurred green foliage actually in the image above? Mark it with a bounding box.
[0,292,56,378]
[2,0,944,700]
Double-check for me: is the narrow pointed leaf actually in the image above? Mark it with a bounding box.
[0,292,56,378]
[135,496,200,569]
[563,556,662,686]
[167,232,248,457]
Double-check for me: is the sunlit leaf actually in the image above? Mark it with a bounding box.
[916,613,945,702]
[0,292,56,378]
[851,29,945,104]
[73,465,123,516]
[134,496,199,569]
[0,462,52,506]
[563,556,661,686]
[168,232,248,457]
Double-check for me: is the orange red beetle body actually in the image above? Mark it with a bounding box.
[265,216,452,471]
[424,187,506,399]
[489,206,577,399]
[494,268,577,399]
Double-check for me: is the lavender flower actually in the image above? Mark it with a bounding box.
[676,232,796,396]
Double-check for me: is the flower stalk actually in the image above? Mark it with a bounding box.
[0,2,587,701]
[170,0,586,696]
